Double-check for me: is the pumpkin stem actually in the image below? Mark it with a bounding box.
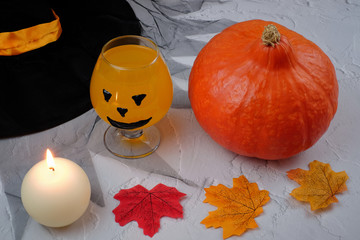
[262,24,281,47]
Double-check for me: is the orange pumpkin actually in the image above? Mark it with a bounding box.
[188,20,338,160]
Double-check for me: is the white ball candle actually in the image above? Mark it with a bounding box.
[21,149,91,227]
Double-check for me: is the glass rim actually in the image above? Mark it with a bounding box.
[100,35,160,70]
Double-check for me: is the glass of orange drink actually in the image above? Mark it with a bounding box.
[90,35,173,158]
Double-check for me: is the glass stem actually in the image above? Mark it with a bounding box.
[120,129,143,139]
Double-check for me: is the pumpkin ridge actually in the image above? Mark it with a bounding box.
[285,35,338,117]
[296,59,337,118]
[288,49,322,149]
[261,67,290,158]
[286,67,312,150]
[281,46,335,148]
[251,65,276,157]
[276,39,312,150]
[231,58,271,155]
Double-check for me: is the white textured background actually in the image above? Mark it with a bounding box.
[0,1,359,239]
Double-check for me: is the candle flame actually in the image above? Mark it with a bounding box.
[46,149,56,171]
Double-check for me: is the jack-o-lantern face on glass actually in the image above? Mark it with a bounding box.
[90,37,173,134]
[102,90,150,130]
[101,90,152,130]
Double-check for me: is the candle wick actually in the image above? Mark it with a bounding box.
[49,167,55,172]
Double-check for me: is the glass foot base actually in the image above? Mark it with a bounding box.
[104,125,160,159]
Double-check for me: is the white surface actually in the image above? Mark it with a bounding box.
[1,0,360,239]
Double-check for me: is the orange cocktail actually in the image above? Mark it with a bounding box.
[89,35,173,158]
[90,43,172,131]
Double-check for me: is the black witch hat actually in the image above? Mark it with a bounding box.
[0,0,141,138]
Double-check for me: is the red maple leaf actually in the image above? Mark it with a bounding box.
[113,184,186,237]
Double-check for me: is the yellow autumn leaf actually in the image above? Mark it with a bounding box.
[201,175,270,239]
[287,160,348,211]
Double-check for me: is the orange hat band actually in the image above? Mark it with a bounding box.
[0,9,62,56]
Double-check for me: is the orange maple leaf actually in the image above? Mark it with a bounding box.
[201,175,270,239]
[287,160,348,211]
